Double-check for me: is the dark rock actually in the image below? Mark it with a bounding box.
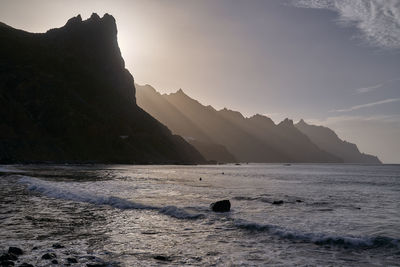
[86,264,107,267]
[0,260,14,266]
[8,247,23,256]
[199,177,202,181]
[41,253,56,260]
[272,200,284,205]
[51,260,58,264]
[67,258,78,263]
[0,253,17,261]
[52,243,64,249]
[210,200,231,212]
[19,263,34,267]
[0,15,206,165]
[296,199,303,203]
[153,255,171,261]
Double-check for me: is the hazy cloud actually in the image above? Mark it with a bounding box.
[356,83,385,93]
[308,114,400,125]
[332,98,400,112]
[292,0,400,50]
[355,78,400,93]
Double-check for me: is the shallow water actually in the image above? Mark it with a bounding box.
[1,164,399,266]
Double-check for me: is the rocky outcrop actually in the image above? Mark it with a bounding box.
[0,14,205,164]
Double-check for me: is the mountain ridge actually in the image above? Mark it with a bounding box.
[137,85,372,163]
[0,13,206,164]
[295,120,381,164]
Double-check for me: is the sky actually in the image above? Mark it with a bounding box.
[0,0,399,163]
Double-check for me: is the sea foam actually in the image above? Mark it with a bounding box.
[18,176,204,220]
[234,219,400,249]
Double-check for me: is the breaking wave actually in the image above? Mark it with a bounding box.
[234,219,400,249]
[18,175,204,220]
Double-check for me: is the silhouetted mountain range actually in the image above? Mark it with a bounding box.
[0,14,205,164]
[137,85,381,164]
[295,120,381,164]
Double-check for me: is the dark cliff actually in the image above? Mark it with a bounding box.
[0,14,205,164]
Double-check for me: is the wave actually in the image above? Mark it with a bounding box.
[234,219,400,249]
[18,176,204,220]
[0,166,25,173]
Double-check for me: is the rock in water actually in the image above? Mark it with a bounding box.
[41,253,57,260]
[210,200,231,212]
[0,260,14,266]
[272,200,284,205]
[154,255,171,261]
[67,257,78,263]
[52,243,64,249]
[0,253,17,261]
[8,247,23,256]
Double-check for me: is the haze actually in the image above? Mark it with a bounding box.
[0,0,399,163]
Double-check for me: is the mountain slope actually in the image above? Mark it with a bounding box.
[136,84,236,163]
[296,120,381,164]
[0,14,205,164]
[137,85,341,163]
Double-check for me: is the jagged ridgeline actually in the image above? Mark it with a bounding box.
[136,84,381,164]
[0,13,205,164]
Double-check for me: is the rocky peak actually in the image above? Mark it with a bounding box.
[297,119,307,125]
[48,13,116,35]
[171,89,190,98]
[65,14,82,27]
[46,13,125,70]
[218,108,245,121]
[283,118,294,124]
[249,114,275,126]
[278,118,294,127]
[176,88,185,94]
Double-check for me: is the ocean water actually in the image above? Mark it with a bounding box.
[0,164,399,266]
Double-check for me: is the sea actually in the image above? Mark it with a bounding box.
[0,164,399,266]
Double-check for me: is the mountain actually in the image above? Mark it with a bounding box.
[0,14,206,164]
[296,119,381,164]
[136,84,236,163]
[137,85,341,163]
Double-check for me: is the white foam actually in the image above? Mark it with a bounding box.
[0,166,25,173]
[234,219,400,248]
[18,175,204,220]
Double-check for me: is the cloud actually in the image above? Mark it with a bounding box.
[355,78,400,93]
[356,83,385,93]
[291,0,400,50]
[308,114,400,125]
[332,98,400,112]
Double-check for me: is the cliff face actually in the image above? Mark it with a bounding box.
[295,120,381,164]
[0,14,205,164]
[137,85,341,163]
